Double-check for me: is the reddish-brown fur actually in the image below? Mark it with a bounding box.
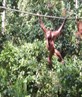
[76,19,82,39]
[39,17,66,66]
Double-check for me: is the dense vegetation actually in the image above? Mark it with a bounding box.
[0,0,82,97]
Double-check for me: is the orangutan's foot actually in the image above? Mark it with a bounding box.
[61,60,65,65]
[47,58,53,69]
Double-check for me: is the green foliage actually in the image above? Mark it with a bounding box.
[0,0,82,97]
[54,58,82,97]
[0,40,48,97]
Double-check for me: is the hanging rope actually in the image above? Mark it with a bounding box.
[0,6,82,19]
[0,6,65,19]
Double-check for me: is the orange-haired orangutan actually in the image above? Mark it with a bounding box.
[39,17,66,67]
[76,19,82,40]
